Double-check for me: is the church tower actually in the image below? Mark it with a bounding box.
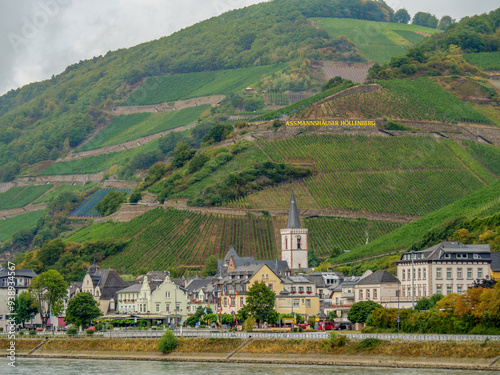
[281,190,308,270]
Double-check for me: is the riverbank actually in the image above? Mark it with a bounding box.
[4,337,500,371]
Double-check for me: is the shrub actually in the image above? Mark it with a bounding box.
[86,329,94,335]
[329,331,349,347]
[66,327,78,335]
[158,329,178,353]
[355,338,383,350]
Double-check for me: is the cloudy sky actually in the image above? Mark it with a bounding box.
[0,0,498,95]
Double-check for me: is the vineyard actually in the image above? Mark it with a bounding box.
[463,141,500,176]
[69,188,132,217]
[246,134,498,216]
[0,185,53,210]
[77,106,208,152]
[295,78,492,123]
[320,62,373,83]
[66,207,401,272]
[124,64,283,106]
[39,139,160,175]
[464,52,500,71]
[0,210,46,242]
[314,18,440,63]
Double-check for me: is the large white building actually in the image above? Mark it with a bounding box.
[396,241,492,301]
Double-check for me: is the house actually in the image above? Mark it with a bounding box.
[396,241,492,302]
[354,269,400,308]
[81,262,130,315]
[0,269,41,328]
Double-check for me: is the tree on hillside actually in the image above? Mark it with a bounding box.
[412,12,438,29]
[245,281,278,324]
[13,291,39,328]
[96,191,127,217]
[65,292,102,329]
[38,238,65,268]
[201,255,218,277]
[394,9,411,24]
[30,270,67,328]
[348,300,382,324]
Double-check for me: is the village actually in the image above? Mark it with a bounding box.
[1,192,498,332]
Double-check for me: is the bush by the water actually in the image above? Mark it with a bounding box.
[158,329,178,353]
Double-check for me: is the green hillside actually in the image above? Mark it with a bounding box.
[315,18,441,63]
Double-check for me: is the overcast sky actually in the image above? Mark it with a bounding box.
[0,0,498,95]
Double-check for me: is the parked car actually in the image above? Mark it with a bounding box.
[334,323,351,331]
[318,321,335,330]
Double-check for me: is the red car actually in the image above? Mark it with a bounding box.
[318,321,335,330]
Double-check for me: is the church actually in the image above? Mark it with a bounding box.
[281,190,309,270]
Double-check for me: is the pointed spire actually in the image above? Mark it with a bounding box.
[287,190,301,228]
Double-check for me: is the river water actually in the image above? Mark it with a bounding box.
[1,358,498,375]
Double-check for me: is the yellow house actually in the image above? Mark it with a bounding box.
[218,264,284,315]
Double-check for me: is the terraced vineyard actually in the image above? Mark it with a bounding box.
[124,64,283,106]
[297,78,491,123]
[67,207,401,272]
[0,185,53,210]
[315,18,440,63]
[69,188,132,217]
[249,134,498,216]
[77,106,208,152]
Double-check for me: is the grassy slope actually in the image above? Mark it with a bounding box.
[0,185,53,210]
[0,210,46,242]
[333,180,500,262]
[315,18,441,63]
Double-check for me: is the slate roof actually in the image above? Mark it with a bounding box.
[287,190,301,228]
[356,270,400,285]
[491,252,500,272]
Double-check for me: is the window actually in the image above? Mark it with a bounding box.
[423,268,426,280]
[165,291,171,298]
[478,268,483,278]
[293,299,300,308]
[436,285,442,295]
[447,286,452,295]
[366,289,370,299]
[359,290,363,300]
[297,235,301,249]
[436,268,442,279]
[306,299,311,308]
[446,268,452,279]
[467,268,472,279]
[457,285,463,295]
[457,268,462,279]
[402,269,406,280]
[156,304,160,313]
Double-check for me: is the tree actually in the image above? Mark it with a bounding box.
[65,292,102,329]
[245,281,277,324]
[348,301,382,324]
[438,15,454,30]
[172,141,195,168]
[13,291,39,328]
[30,270,68,328]
[394,9,411,24]
[201,255,218,277]
[38,238,65,268]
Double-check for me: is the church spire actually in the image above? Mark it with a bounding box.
[287,190,301,228]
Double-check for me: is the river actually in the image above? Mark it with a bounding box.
[2,358,498,375]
